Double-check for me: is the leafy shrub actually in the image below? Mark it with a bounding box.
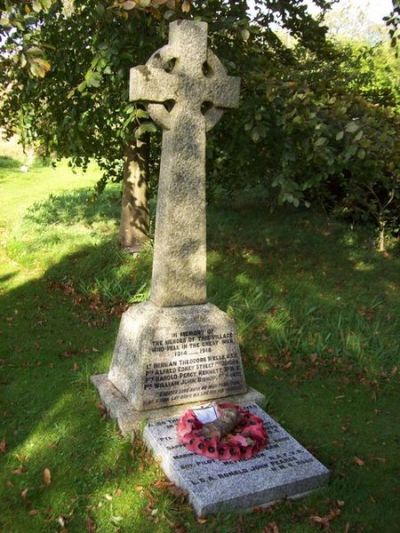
[208,40,400,249]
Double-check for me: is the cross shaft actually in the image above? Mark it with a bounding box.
[130,20,240,307]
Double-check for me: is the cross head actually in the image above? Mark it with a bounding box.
[130,20,240,132]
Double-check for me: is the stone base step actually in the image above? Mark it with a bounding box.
[91,373,266,436]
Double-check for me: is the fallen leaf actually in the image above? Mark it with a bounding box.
[181,0,191,13]
[154,479,175,490]
[96,403,107,418]
[263,522,279,533]
[144,502,154,517]
[0,439,6,453]
[85,517,96,532]
[168,484,187,498]
[12,466,25,475]
[29,509,39,516]
[43,467,51,485]
[174,526,187,533]
[21,488,28,500]
[310,513,334,529]
[197,517,207,524]
[310,507,341,529]
[353,456,365,467]
[122,0,136,10]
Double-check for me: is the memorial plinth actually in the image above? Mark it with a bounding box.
[92,20,256,426]
[108,302,246,411]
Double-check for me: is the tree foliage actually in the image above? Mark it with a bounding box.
[1,0,165,186]
[208,36,400,247]
[385,0,400,54]
[0,1,333,180]
[1,0,399,249]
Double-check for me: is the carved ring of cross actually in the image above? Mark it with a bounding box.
[144,45,227,132]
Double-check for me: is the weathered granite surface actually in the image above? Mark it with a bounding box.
[107,301,247,411]
[130,20,240,307]
[144,403,330,516]
[91,373,265,436]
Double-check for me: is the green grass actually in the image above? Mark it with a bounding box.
[1,161,400,532]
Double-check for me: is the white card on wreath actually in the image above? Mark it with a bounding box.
[193,405,218,424]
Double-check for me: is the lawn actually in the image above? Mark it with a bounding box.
[1,156,399,532]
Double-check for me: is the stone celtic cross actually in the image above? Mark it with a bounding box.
[130,20,240,307]
[94,21,330,505]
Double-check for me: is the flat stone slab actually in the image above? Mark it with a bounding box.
[144,403,329,516]
[91,373,265,436]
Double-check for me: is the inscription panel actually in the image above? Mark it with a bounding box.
[142,325,246,409]
[144,404,329,515]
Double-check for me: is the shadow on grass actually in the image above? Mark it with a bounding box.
[0,156,21,169]
[1,208,400,531]
[206,207,400,375]
[0,272,16,284]
[0,156,22,184]
[24,188,121,227]
[0,241,161,532]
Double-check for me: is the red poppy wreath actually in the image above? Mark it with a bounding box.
[177,403,268,461]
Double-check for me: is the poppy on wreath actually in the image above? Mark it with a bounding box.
[177,403,268,461]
